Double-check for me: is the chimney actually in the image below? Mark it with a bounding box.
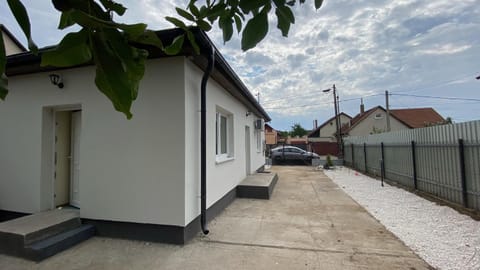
[314,119,318,129]
[360,98,365,114]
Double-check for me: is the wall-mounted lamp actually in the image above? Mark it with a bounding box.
[246,111,252,117]
[49,74,64,89]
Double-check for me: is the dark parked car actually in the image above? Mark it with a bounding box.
[270,146,320,163]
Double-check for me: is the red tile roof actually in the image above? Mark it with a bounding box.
[390,108,445,128]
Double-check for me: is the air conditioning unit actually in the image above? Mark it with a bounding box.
[254,119,264,130]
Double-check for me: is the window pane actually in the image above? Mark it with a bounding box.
[220,115,227,154]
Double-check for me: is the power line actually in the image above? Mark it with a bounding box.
[263,93,383,110]
[390,93,480,102]
[390,72,479,94]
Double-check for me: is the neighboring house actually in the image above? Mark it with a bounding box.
[0,28,269,244]
[1,24,26,55]
[307,112,352,142]
[344,106,445,136]
[264,123,278,145]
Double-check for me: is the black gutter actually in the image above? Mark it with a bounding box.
[200,43,215,235]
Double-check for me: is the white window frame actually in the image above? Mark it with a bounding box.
[255,130,262,153]
[216,108,234,163]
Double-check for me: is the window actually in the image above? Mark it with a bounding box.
[255,130,261,153]
[374,113,383,119]
[216,108,234,162]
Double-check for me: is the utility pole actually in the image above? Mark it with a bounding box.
[385,90,391,132]
[322,85,342,157]
[333,84,341,157]
[256,92,260,103]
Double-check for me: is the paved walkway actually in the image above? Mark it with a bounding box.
[0,166,431,269]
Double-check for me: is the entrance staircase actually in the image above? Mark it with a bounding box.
[0,208,94,261]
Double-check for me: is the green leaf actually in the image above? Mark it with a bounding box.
[129,30,163,49]
[102,29,146,100]
[206,3,227,23]
[41,30,92,67]
[219,16,233,43]
[241,11,268,51]
[239,0,269,13]
[277,5,294,23]
[196,19,212,31]
[199,6,208,17]
[164,34,185,55]
[234,14,242,33]
[6,0,38,53]
[0,34,8,100]
[99,0,126,15]
[91,31,144,119]
[275,6,294,36]
[165,16,188,30]
[186,30,200,55]
[315,0,324,9]
[189,3,200,17]
[118,23,148,39]
[58,10,75,29]
[69,10,147,39]
[176,7,195,21]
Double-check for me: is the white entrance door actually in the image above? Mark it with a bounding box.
[54,111,71,207]
[70,111,81,207]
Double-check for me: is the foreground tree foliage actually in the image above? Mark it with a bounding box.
[1,0,324,118]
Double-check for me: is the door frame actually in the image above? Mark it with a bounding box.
[69,111,81,208]
[43,104,82,210]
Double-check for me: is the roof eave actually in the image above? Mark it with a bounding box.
[5,27,270,122]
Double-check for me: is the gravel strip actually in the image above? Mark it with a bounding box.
[324,166,480,270]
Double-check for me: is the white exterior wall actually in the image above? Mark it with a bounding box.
[184,59,265,225]
[348,108,408,136]
[0,58,187,226]
[2,30,24,55]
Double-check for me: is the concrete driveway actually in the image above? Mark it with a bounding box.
[0,166,431,269]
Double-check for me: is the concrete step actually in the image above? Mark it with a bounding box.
[0,208,92,260]
[25,224,95,261]
[237,172,278,199]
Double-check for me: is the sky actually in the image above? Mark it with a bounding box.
[1,0,479,131]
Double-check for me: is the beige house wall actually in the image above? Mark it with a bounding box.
[265,130,277,145]
[319,114,351,139]
[348,108,408,136]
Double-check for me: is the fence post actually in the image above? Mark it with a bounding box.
[411,140,418,190]
[380,159,384,187]
[381,142,385,185]
[351,144,354,168]
[363,143,367,173]
[458,139,468,208]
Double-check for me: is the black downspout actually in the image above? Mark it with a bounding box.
[200,45,215,235]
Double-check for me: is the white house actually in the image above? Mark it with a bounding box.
[0,28,270,243]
